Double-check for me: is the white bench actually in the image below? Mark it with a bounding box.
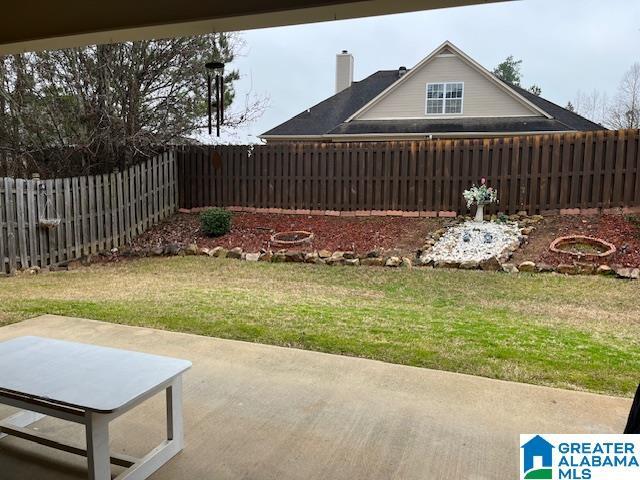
[0,336,192,480]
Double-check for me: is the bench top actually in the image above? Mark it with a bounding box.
[0,336,191,413]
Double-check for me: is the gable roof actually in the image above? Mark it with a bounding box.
[262,70,400,137]
[346,40,550,121]
[261,42,604,139]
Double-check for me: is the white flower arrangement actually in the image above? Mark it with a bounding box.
[463,178,498,208]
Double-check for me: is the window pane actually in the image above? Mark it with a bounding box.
[445,83,463,99]
[427,99,443,114]
[445,98,462,113]
[427,83,444,99]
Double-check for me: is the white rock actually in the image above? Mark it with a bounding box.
[424,221,521,265]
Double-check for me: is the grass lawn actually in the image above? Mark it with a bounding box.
[1,257,638,396]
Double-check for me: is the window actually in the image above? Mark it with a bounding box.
[426,82,464,114]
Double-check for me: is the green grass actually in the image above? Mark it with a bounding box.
[1,257,639,396]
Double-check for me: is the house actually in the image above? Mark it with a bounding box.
[260,41,603,143]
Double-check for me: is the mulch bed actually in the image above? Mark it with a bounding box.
[130,212,445,255]
[513,214,640,268]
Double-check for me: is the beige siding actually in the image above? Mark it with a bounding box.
[357,55,539,120]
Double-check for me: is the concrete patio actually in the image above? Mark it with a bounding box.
[0,315,631,480]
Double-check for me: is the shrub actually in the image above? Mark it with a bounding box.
[200,208,232,237]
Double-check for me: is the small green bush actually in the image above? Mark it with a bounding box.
[200,208,232,237]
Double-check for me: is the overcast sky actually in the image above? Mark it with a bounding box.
[219,0,640,143]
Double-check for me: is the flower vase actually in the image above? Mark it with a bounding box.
[474,203,485,222]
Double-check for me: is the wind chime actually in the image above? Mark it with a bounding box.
[205,61,225,137]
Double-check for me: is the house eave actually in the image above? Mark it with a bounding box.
[261,130,579,142]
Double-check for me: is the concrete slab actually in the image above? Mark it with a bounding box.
[0,315,631,480]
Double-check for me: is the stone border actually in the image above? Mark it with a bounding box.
[178,205,640,218]
[6,240,637,281]
[179,206,462,218]
[549,235,616,259]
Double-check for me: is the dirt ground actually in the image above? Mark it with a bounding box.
[131,212,446,256]
[512,214,640,268]
[128,211,640,267]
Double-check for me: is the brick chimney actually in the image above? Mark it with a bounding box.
[335,50,354,94]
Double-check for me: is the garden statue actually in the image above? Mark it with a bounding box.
[463,178,498,222]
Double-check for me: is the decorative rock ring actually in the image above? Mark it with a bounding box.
[270,231,314,247]
[549,235,616,259]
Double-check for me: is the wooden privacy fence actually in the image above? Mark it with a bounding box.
[177,129,640,215]
[0,152,176,274]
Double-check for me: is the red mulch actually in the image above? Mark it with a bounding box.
[513,214,640,268]
[131,212,444,255]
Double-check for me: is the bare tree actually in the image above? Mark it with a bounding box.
[573,89,608,126]
[607,62,640,129]
[0,33,267,176]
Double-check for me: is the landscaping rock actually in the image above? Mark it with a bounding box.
[345,258,360,266]
[259,250,273,262]
[365,250,381,258]
[557,264,579,275]
[198,247,211,256]
[151,246,165,256]
[184,244,199,256]
[385,256,402,267]
[479,256,501,271]
[317,249,332,259]
[164,243,181,256]
[501,263,519,274]
[272,251,287,263]
[596,265,613,275]
[330,251,345,260]
[435,260,460,269]
[536,263,555,273]
[343,251,357,260]
[614,266,640,280]
[304,252,319,264]
[360,257,385,267]
[25,266,41,275]
[401,257,412,269]
[520,226,535,236]
[210,246,228,258]
[325,256,345,266]
[414,254,433,267]
[226,247,243,259]
[459,259,479,269]
[285,251,305,263]
[424,221,521,269]
[245,252,261,262]
[574,262,596,275]
[531,215,544,223]
[518,261,536,273]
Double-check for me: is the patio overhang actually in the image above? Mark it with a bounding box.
[0,0,505,54]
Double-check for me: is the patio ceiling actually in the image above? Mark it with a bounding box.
[0,0,505,54]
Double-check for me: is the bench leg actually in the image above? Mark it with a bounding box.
[166,376,184,449]
[114,376,185,480]
[86,412,111,480]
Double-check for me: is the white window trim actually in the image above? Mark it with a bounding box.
[425,82,464,115]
